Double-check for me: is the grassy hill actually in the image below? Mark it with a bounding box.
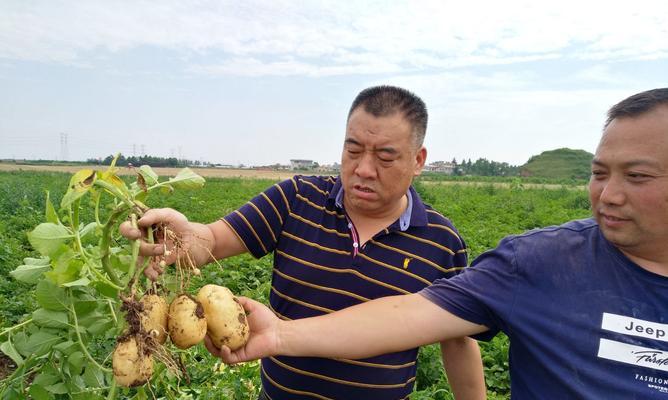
[520,148,593,180]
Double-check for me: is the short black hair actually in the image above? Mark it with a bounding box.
[348,86,428,146]
[606,88,668,127]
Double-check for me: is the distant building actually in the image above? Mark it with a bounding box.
[290,159,317,170]
[316,162,340,174]
[424,161,456,174]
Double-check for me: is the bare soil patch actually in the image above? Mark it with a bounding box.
[0,353,13,380]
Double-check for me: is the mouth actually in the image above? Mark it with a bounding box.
[353,184,374,193]
[598,211,631,225]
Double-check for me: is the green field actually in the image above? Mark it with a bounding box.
[0,170,592,399]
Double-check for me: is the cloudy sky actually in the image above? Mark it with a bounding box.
[1,1,667,166]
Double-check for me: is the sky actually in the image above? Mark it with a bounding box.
[1,1,667,167]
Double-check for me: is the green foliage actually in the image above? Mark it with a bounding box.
[1,170,593,399]
[520,147,594,180]
[457,158,520,177]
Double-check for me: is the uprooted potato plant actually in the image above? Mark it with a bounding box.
[0,157,249,399]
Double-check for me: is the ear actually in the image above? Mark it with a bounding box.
[414,146,427,176]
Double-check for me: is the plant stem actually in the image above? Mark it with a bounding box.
[106,381,117,400]
[99,207,126,286]
[94,192,102,226]
[127,213,141,295]
[0,319,33,337]
[70,200,89,265]
[93,180,135,210]
[69,292,111,373]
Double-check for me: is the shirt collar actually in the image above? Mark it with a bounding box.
[329,176,428,231]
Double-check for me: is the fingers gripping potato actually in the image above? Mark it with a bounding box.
[197,285,250,351]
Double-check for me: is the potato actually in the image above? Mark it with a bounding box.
[168,294,207,349]
[140,294,168,344]
[197,284,249,351]
[112,336,154,387]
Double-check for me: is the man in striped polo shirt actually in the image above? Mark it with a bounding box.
[122,86,485,399]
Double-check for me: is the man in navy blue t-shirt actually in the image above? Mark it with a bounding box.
[216,88,668,399]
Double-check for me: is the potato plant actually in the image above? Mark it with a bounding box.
[0,159,208,399]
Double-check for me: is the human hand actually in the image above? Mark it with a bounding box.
[119,208,195,280]
[204,297,280,364]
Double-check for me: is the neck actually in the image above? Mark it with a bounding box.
[346,195,408,225]
[345,195,408,246]
[619,247,668,277]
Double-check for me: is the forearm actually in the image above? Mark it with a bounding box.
[276,293,487,360]
[207,219,248,261]
[441,337,486,400]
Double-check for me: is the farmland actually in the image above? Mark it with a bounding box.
[0,169,592,399]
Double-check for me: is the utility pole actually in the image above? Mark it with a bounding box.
[60,133,68,161]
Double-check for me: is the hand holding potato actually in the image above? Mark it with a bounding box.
[204,297,280,364]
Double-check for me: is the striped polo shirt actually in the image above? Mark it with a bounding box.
[223,175,468,400]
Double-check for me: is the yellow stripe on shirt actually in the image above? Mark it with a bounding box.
[276,250,409,295]
[269,357,417,389]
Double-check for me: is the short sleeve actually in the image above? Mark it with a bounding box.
[420,235,519,341]
[222,177,297,258]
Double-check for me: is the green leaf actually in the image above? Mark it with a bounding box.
[138,165,159,187]
[110,253,131,273]
[2,387,23,400]
[99,170,129,194]
[32,308,69,329]
[32,369,60,386]
[9,263,50,284]
[167,167,205,189]
[77,312,113,335]
[12,331,30,357]
[22,256,51,266]
[53,340,78,356]
[67,375,87,395]
[160,184,174,194]
[73,299,99,316]
[35,280,69,311]
[44,190,60,225]
[45,382,68,394]
[72,394,104,400]
[44,249,82,286]
[27,223,73,257]
[28,384,53,400]
[62,277,91,287]
[91,280,119,298]
[79,222,97,240]
[0,340,24,366]
[67,351,85,376]
[24,329,64,356]
[61,169,97,208]
[83,365,106,387]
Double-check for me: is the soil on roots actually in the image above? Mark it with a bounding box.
[120,297,144,335]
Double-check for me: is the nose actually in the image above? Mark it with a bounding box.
[354,152,377,179]
[597,174,626,206]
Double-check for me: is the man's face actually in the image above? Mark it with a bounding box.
[589,105,668,259]
[341,108,426,218]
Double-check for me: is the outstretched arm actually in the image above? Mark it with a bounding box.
[211,293,489,363]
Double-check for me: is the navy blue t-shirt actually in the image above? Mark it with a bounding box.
[421,218,668,399]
